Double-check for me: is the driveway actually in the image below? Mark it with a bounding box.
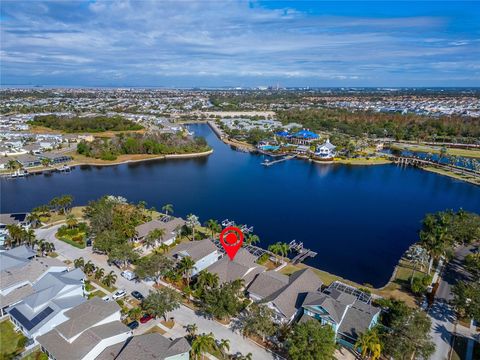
[36,225,278,360]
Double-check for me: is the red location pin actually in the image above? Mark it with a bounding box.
[219,226,244,260]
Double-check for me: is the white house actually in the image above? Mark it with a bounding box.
[7,267,86,340]
[170,239,220,276]
[315,139,336,159]
[1,246,68,317]
[38,297,131,360]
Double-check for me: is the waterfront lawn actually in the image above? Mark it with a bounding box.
[390,143,480,159]
[0,320,28,359]
[42,206,85,225]
[56,222,88,248]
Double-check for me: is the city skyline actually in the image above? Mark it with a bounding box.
[1,1,479,87]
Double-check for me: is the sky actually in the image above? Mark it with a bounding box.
[1,1,479,87]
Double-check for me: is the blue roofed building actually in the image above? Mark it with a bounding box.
[289,129,319,145]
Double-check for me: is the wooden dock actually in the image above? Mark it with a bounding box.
[289,240,317,264]
[262,154,296,166]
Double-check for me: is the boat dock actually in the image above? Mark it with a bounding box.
[262,154,296,166]
[220,219,254,234]
[289,240,317,264]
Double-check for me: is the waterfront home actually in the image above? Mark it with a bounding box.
[134,216,185,247]
[0,213,31,248]
[38,152,72,164]
[247,268,323,323]
[96,333,191,360]
[315,139,336,159]
[295,145,311,154]
[290,129,319,145]
[14,154,42,168]
[38,297,131,360]
[1,246,67,317]
[170,239,220,276]
[7,267,86,340]
[205,248,266,287]
[300,281,381,348]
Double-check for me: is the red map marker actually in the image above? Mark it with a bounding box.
[219,226,244,260]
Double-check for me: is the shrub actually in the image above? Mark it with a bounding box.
[17,336,29,349]
[257,253,269,265]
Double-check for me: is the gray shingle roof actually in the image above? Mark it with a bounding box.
[170,239,217,262]
[247,271,289,299]
[114,334,191,360]
[337,300,380,339]
[37,320,129,360]
[55,297,121,340]
[249,269,323,320]
[135,217,185,240]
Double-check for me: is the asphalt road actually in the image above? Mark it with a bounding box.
[428,245,476,360]
[36,225,279,360]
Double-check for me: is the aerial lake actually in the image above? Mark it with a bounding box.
[3,123,480,287]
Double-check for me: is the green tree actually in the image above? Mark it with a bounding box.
[200,280,244,320]
[205,219,221,237]
[355,328,382,360]
[185,323,198,340]
[108,242,139,269]
[178,256,196,284]
[94,267,105,280]
[191,333,218,360]
[135,253,173,285]
[419,213,453,273]
[241,303,276,342]
[452,281,480,320]
[286,320,336,360]
[103,271,117,287]
[144,228,166,250]
[464,253,480,278]
[128,307,142,321]
[73,257,85,269]
[142,288,182,320]
[162,204,174,216]
[83,260,96,275]
[218,338,230,356]
[246,234,260,246]
[186,214,200,240]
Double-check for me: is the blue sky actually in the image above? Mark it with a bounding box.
[1,1,479,87]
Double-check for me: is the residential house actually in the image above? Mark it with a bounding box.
[0,213,30,248]
[170,239,220,276]
[300,281,381,348]
[1,246,67,317]
[134,217,185,247]
[38,153,72,164]
[38,297,131,360]
[315,139,336,159]
[14,154,42,168]
[205,248,266,287]
[96,333,191,360]
[247,268,323,323]
[7,267,86,340]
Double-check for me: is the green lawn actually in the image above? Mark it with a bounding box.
[0,320,27,360]
[89,276,117,293]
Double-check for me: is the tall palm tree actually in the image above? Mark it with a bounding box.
[6,159,19,171]
[83,260,96,276]
[185,323,198,339]
[41,158,52,168]
[191,333,218,360]
[205,219,220,237]
[94,267,105,280]
[186,214,200,241]
[246,234,260,246]
[128,307,142,321]
[144,228,166,250]
[66,214,78,229]
[218,338,230,356]
[355,328,382,360]
[74,257,85,269]
[268,242,289,260]
[162,204,174,216]
[178,256,196,284]
[26,212,41,229]
[103,271,117,287]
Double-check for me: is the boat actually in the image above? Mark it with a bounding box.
[58,165,71,172]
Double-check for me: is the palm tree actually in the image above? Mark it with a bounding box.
[25,229,36,248]
[26,212,41,229]
[162,204,174,216]
[185,323,198,339]
[158,242,169,254]
[196,271,219,291]
[144,228,166,250]
[66,214,78,229]
[178,256,196,284]
[6,224,24,247]
[191,333,218,360]
[41,158,52,168]
[128,307,142,321]
[74,257,85,269]
[6,159,19,171]
[205,219,220,237]
[186,214,200,241]
[103,271,117,287]
[83,260,96,276]
[94,267,105,280]
[218,338,230,356]
[268,242,289,260]
[246,234,260,246]
[355,328,382,360]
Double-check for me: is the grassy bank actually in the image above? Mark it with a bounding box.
[334,157,392,165]
[423,166,480,186]
[390,143,480,158]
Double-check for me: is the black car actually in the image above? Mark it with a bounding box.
[131,291,144,301]
[127,321,139,330]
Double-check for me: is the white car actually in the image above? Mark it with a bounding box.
[112,289,126,300]
[102,295,111,302]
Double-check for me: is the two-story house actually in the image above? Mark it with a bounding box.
[170,239,220,276]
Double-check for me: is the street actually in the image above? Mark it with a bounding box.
[36,225,278,360]
[428,245,477,360]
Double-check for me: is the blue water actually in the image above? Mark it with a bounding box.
[3,124,480,287]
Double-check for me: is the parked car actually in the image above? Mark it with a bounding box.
[121,270,137,281]
[112,289,126,300]
[102,295,111,302]
[127,321,139,330]
[140,314,153,324]
[131,291,144,301]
